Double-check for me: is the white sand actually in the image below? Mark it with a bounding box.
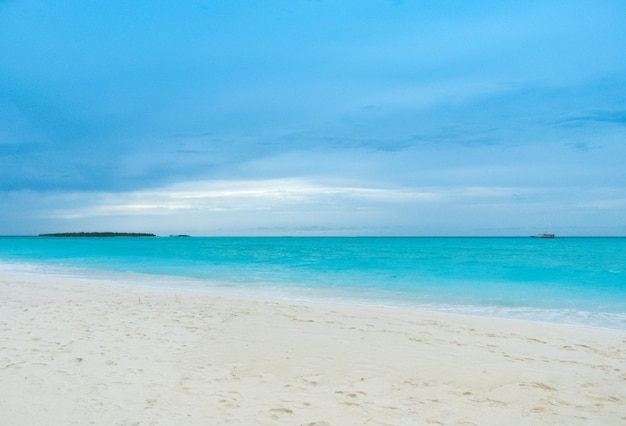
[1,270,625,425]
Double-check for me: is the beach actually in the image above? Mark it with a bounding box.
[1,270,625,425]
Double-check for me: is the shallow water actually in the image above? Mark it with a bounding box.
[1,236,625,329]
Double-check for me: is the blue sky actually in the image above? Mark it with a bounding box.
[1,0,625,235]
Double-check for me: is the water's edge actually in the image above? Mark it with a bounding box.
[2,256,625,331]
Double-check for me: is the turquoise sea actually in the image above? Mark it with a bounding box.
[1,236,625,329]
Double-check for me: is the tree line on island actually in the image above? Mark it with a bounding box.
[39,232,157,237]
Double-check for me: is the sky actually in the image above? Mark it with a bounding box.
[1,0,626,236]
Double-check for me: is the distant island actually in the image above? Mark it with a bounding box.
[39,232,156,237]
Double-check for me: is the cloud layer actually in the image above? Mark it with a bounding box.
[1,0,625,235]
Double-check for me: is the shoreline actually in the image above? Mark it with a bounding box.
[2,260,625,331]
[1,269,626,424]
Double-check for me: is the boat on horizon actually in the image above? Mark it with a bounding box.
[531,233,556,239]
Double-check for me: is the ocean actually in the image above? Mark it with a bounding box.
[1,236,625,329]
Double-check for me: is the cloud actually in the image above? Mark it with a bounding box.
[7,178,521,235]
[557,109,626,127]
[4,177,626,236]
[49,179,442,219]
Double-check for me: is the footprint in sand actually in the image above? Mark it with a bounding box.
[301,374,321,385]
[269,407,294,420]
[335,390,368,406]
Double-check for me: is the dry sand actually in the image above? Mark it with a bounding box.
[1,270,625,425]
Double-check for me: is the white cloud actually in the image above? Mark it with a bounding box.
[51,179,444,218]
[3,179,625,236]
[38,179,555,235]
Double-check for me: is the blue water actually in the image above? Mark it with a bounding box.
[1,236,626,329]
